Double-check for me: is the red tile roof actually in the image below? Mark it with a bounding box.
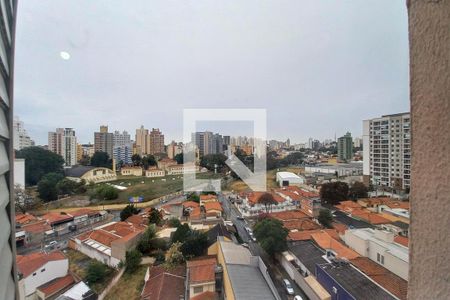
[37,273,75,297]
[41,212,74,225]
[350,257,408,300]
[141,265,185,300]
[16,251,66,278]
[269,210,309,221]
[22,220,51,233]
[190,291,219,300]
[311,232,359,259]
[204,202,223,212]
[187,257,217,284]
[332,222,348,234]
[288,229,339,241]
[183,201,200,209]
[200,194,217,201]
[15,213,37,225]
[350,210,392,225]
[68,208,98,217]
[125,214,148,226]
[335,201,363,213]
[283,219,321,231]
[394,236,409,248]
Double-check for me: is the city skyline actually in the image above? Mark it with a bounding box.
[14,0,409,145]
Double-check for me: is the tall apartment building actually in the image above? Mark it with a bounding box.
[94,125,114,158]
[48,128,77,166]
[113,144,133,165]
[353,137,362,149]
[167,141,182,159]
[149,128,164,154]
[135,125,149,156]
[337,132,353,162]
[0,2,19,299]
[113,130,131,146]
[363,113,411,191]
[193,131,224,157]
[13,116,34,150]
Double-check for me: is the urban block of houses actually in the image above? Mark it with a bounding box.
[342,228,409,280]
[65,165,117,183]
[17,251,75,300]
[120,166,143,176]
[268,210,321,233]
[199,194,218,206]
[70,221,145,267]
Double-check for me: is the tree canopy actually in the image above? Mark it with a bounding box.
[16,147,64,186]
[253,218,288,257]
[148,208,163,226]
[120,204,139,221]
[319,181,349,205]
[200,154,228,172]
[86,261,110,284]
[258,193,278,213]
[318,209,333,228]
[174,153,183,164]
[124,249,142,273]
[349,181,368,200]
[37,172,64,201]
[90,152,112,168]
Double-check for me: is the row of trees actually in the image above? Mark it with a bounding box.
[37,173,86,201]
[320,181,368,205]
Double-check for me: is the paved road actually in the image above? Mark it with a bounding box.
[220,193,308,300]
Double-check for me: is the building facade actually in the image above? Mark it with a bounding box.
[337,132,353,162]
[94,125,114,158]
[363,113,411,191]
[113,144,132,165]
[0,2,18,299]
[113,130,131,146]
[48,128,77,166]
[13,116,34,150]
[149,128,164,154]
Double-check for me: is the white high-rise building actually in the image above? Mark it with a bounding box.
[48,128,77,166]
[113,130,131,146]
[353,137,362,148]
[363,113,411,191]
[13,116,34,150]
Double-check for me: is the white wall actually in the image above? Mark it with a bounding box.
[14,159,25,188]
[22,259,68,297]
[362,120,370,176]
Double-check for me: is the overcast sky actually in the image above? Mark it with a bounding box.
[14,0,409,145]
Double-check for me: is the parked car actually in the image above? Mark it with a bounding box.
[283,279,294,295]
[294,295,303,300]
[47,240,57,247]
[237,216,245,221]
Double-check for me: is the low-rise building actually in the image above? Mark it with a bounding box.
[238,192,296,217]
[276,172,305,187]
[305,163,363,177]
[343,228,409,280]
[204,202,223,219]
[145,167,165,178]
[187,257,218,299]
[65,166,117,184]
[140,265,185,300]
[120,166,143,176]
[167,163,198,175]
[17,251,73,300]
[70,221,145,267]
[200,194,218,206]
[156,158,177,171]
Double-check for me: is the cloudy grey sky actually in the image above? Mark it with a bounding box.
[14,0,409,145]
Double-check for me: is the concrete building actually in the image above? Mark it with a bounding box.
[337,132,353,162]
[135,125,149,156]
[13,117,34,150]
[65,166,117,184]
[145,167,165,178]
[113,144,132,165]
[17,251,72,300]
[167,141,182,159]
[14,159,25,188]
[149,128,165,154]
[48,128,77,166]
[353,137,362,149]
[343,228,409,280]
[276,172,305,187]
[113,130,131,146]
[304,162,363,177]
[363,113,411,191]
[94,125,114,158]
[120,166,143,176]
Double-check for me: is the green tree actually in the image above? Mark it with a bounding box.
[174,153,183,164]
[120,204,139,221]
[131,154,142,166]
[56,178,78,195]
[172,223,191,243]
[16,147,64,186]
[318,209,333,228]
[180,230,208,258]
[86,261,109,284]
[165,242,184,267]
[257,192,278,213]
[187,193,200,203]
[137,224,157,254]
[280,152,304,166]
[253,218,288,257]
[79,155,91,166]
[90,152,112,168]
[94,185,118,200]
[124,249,142,273]
[319,181,349,205]
[349,181,368,200]
[200,154,227,172]
[168,218,181,228]
[142,155,156,169]
[148,208,163,226]
[37,172,64,201]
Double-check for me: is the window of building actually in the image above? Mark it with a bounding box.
[193,286,203,294]
[377,253,385,265]
[32,272,36,276]
[41,268,45,272]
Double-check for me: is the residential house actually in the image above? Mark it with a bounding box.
[70,221,145,267]
[343,228,409,280]
[207,223,233,253]
[238,192,295,217]
[157,158,177,171]
[167,163,198,175]
[204,202,223,219]
[187,257,218,299]
[199,194,218,206]
[120,166,143,176]
[17,251,74,300]
[140,265,185,300]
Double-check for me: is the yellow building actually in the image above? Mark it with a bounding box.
[76,144,83,162]
[65,166,117,184]
[120,166,143,176]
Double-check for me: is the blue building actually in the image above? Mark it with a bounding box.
[113,144,133,165]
